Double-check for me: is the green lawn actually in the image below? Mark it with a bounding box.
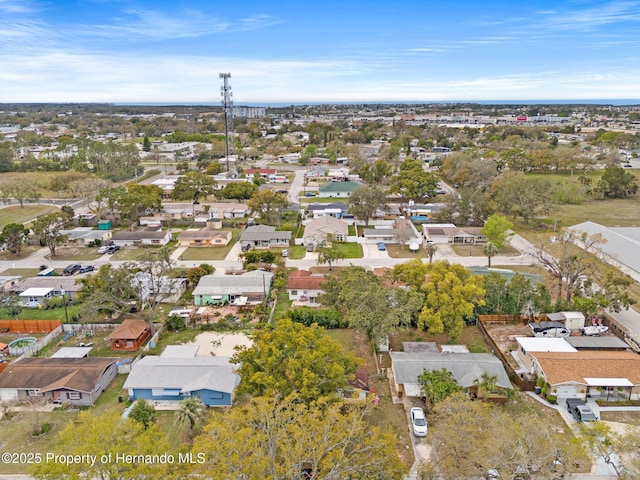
[387,245,428,259]
[335,242,363,258]
[288,245,307,259]
[180,229,239,261]
[0,267,41,277]
[111,243,177,261]
[145,329,201,356]
[0,205,59,229]
[450,244,520,257]
[273,291,293,321]
[15,305,81,322]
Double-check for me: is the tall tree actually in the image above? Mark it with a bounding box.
[389,159,438,200]
[171,171,217,203]
[533,228,606,303]
[483,241,499,268]
[601,166,638,198]
[231,319,359,404]
[348,185,388,226]
[31,410,171,479]
[120,184,163,221]
[418,368,463,406]
[77,264,139,319]
[489,172,554,223]
[315,233,345,271]
[142,136,152,152]
[482,214,513,249]
[247,190,289,225]
[190,395,406,480]
[0,223,27,255]
[32,211,72,257]
[221,181,258,200]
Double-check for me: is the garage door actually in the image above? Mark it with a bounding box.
[555,385,578,398]
[0,389,18,401]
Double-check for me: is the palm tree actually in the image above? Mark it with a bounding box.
[425,243,437,264]
[483,241,499,268]
[474,372,498,399]
[177,397,205,438]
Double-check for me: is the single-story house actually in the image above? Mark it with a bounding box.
[18,287,55,308]
[545,311,586,331]
[317,181,363,198]
[177,228,232,247]
[244,168,276,179]
[390,351,512,398]
[8,276,84,300]
[111,227,171,247]
[287,270,325,306]
[131,272,188,305]
[514,337,577,375]
[123,347,240,406]
[0,357,118,405]
[565,336,631,351]
[422,224,486,245]
[107,319,152,351]
[305,166,327,178]
[59,227,113,247]
[160,202,206,219]
[239,225,291,249]
[306,202,349,219]
[193,271,273,306]
[303,216,348,247]
[530,350,640,400]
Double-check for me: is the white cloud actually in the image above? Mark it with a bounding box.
[0,0,39,14]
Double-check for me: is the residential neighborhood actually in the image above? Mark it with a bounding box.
[1,101,640,479]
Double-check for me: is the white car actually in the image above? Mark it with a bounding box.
[410,407,428,437]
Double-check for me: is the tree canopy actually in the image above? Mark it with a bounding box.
[389,159,438,200]
[348,185,388,226]
[190,395,406,480]
[171,171,217,203]
[231,318,360,404]
[32,211,73,257]
[247,190,289,224]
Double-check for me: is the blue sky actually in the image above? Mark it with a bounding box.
[1,0,639,103]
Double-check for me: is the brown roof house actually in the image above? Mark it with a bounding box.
[302,216,348,249]
[111,227,171,247]
[530,350,640,401]
[0,357,117,405]
[107,319,152,351]
[177,227,232,247]
[287,270,325,306]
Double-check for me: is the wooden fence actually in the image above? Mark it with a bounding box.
[477,317,537,392]
[477,314,526,324]
[0,320,62,333]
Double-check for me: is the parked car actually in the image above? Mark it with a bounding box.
[566,398,597,422]
[62,264,81,276]
[306,244,314,252]
[377,242,386,251]
[623,163,633,168]
[105,245,121,255]
[304,192,317,197]
[410,407,428,437]
[281,249,288,257]
[78,265,95,273]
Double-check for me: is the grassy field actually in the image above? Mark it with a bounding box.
[273,291,293,320]
[112,244,176,261]
[0,205,59,228]
[51,246,102,261]
[450,244,520,257]
[288,245,307,259]
[0,172,81,198]
[0,268,41,277]
[15,305,81,322]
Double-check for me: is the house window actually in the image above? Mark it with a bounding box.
[291,290,297,296]
[152,239,160,244]
[28,296,38,303]
[68,392,81,400]
[27,389,41,397]
[336,234,345,242]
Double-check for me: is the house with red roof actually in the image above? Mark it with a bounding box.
[286,270,325,306]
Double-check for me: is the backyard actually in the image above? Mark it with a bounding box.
[179,229,240,261]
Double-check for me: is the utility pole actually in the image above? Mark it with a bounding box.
[219,73,234,173]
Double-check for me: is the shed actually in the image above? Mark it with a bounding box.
[51,346,93,358]
[546,311,586,330]
[97,220,112,230]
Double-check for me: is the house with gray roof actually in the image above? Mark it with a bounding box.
[59,227,112,247]
[192,271,273,306]
[306,202,350,219]
[111,227,171,247]
[239,225,291,249]
[123,347,239,406]
[390,351,512,398]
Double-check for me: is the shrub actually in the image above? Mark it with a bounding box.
[546,394,557,404]
[287,308,346,329]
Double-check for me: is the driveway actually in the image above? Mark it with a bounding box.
[362,242,389,259]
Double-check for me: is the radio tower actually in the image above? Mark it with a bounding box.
[219,73,235,173]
